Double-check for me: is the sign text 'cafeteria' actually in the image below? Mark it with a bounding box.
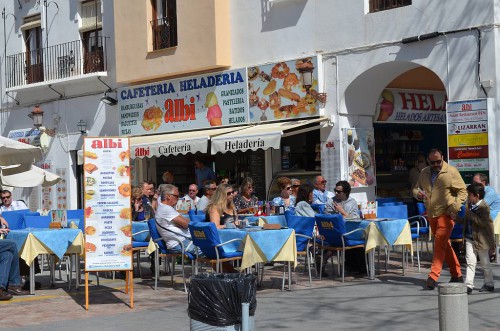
[118,69,249,135]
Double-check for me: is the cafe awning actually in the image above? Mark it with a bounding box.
[130,126,247,159]
[210,117,328,154]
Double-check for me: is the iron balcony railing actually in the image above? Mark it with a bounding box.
[369,0,412,12]
[151,16,178,51]
[5,36,109,88]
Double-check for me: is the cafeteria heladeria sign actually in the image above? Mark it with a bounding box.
[118,69,249,136]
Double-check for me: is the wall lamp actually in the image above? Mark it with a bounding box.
[77,119,88,135]
[100,93,117,106]
[297,58,327,104]
[29,105,44,129]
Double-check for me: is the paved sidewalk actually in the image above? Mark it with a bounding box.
[2,257,500,330]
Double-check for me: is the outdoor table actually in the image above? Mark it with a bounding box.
[6,228,84,294]
[218,227,297,289]
[345,218,412,280]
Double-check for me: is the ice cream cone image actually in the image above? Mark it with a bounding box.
[376,90,394,122]
[205,92,222,126]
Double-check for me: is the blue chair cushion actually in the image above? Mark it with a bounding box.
[344,238,366,247]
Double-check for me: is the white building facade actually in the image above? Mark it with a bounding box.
[2,0,500,207]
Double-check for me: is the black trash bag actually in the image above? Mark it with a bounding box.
[188,273,257,327]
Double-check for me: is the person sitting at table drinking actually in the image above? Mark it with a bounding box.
[0,227,30,300]
[318,181,364,276]
[294,184,316,217]
[233,177,258,214]
[206,184,239,229]
[325,181,360,219]
[290,178,301,199]
[155,185,196,256]
[132,188,155,222]
[271,177,296,213]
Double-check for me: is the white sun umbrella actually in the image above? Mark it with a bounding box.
[0,164,61,187]
[0,136,43,166]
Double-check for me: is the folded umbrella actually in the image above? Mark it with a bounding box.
[0,165,61,187]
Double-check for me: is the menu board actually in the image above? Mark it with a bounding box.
[446,98,491,183]
[56,168,68,210]
[83,137,132,271]
[343,128,376,187]
[40,162,53,211]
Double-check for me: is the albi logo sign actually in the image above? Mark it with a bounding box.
[91,138,123,149]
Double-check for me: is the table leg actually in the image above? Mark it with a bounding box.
[30,260,35,295]
[369,249,375,280]
[288,261,292,291]
[75,254,80,289]
[402,245,406,276]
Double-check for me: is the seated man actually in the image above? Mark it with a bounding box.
[0,190,28,214]
[0,226,29,300]
[472,173,500,211]
[196,180,217,212]
[155,184,196,255]
[312,176,332,205]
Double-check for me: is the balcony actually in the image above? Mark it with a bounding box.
[369,0,412,13]
[5,36,109,89]
[151,17,178,51]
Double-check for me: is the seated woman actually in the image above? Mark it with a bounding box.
[322,180,365,275]
[205,183,238,229]
[272,177,296,213]
[294,184,316,217]
[131,188,154,222]
[233,177,258,214]
[324,180,360,218]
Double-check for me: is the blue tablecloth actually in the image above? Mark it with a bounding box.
[219,227,294,260]
[345,218,409,245]
[7,228,82,259]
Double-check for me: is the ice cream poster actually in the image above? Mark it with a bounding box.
[247,56,320,123]
[118,68,249,136]
[343,128,376,188]
[374,89,447,124]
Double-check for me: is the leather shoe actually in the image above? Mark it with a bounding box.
[425,277,437,290]
[8,285,29,296]
[449,276,464,283]
[467,287,473,295]
[479,285,494,293]
[0,289,13,301]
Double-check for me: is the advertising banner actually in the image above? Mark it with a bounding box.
[343,128,376,187]
[374,89,447,124]
[118,69,248,136]
[40,162,53,211]
[7,128,41,146]
[84,137,132,271]
[446,99,490,183]
[247,56,320,123]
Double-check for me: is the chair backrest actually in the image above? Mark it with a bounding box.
[188,211,206,223]
[458,204,466,218]
[416,202,426,215]
[315,214,346,247]
[284,210,294,221]
[1,211,26,230]
[147,218,169,254]
[376,197,397,204]
[188,222,224,259]
[24,215,52,228]
[377,205,408,219]
[380,202,404,206]
[450,223,463,239]
[67,209,84,221]
[310,204,325,214]
[286,215,315,251]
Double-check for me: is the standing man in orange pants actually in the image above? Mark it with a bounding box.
[413,149,467,290]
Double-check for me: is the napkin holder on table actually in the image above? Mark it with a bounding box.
[263,223,281,230]
[49,222,62,229]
